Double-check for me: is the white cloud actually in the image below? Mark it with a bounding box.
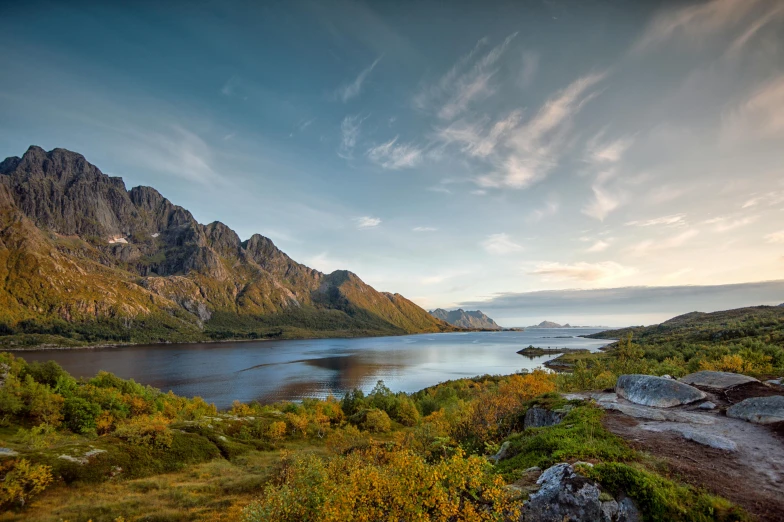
[529,261,635,283]
[633,0,767,53]
[435,110,523,159]
[338,114,367,159]
[471,189,487,196]
[587,137,633,164]
[132,126,219,186]
[413,226,438,232]
[704,215,759,232]
[355,216,381,229]
[724,75,784,141]
[306,252,347,274]
[627,229,699,257]
[366,136,423,169]
[765,231,784,243]
[335,57,382,103]
[518,51,539,88]
[414,33,518,120]
[527,197,559,223]
[427,185,452,195]
[586,240,610,253]
[582,184,621,221]
[482,233,523,255]
[626,214,686,227]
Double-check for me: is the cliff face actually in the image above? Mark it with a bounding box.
[429,308,501,329]
[0,146,452,345]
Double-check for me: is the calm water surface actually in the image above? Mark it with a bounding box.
[21,329,614,408]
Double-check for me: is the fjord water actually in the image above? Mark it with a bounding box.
[22,329,612,409]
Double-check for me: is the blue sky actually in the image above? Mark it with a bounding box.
[1,0,783,326]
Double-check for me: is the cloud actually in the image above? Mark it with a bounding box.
[427,186,452,194]
[587,137,633,164]
[366,136,424,169]
[633,0,767,53]
[518,51,539,88]
[530,261,635,283]
[723,75,784,141]
[335,57,382,102]
[435,110,523,159]
[338,114,367,159]
[626,214,686,227]
[766,231,784,243]
[471,189,487,196]
[582,184,621,221]
[306,252,348,274]
[414,33,518,120]
[131,125,219,186]
[586,240,610,253]
[527,197,559,223]
[355,216,381,229]
[482,233,523,255]
[221,76,239,97]
[459,280,784,319]
[704,215,759,232]
[413,226,438,232]
[627,229,699,257]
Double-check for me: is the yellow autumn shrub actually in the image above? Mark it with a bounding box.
[0,459,53,509]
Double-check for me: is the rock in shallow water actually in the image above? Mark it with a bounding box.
[616,374,706,408]
[726,395,784,425]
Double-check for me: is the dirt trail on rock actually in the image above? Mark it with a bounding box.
[604,411,784,521]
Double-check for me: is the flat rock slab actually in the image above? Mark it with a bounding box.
[603,402,715,424]
[727,395,784,425]
[641,422,737,451]
[680,371,758,391]
[616,374,706,408]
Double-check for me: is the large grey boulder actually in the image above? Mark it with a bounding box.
[680,371,758,391]
[641,423,737,451]
[616,374,706,408]
[520,463,641,522]
[726,395,784,425]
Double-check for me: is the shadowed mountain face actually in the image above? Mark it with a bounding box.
[0,146,452,346]
[429,308,501,330]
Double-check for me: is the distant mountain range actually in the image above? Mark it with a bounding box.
[529,320,571,328]
[0,146,454,347]
[429,308,501,330]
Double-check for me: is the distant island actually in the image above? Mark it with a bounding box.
[429,308,502,330]
[527,320,609,329]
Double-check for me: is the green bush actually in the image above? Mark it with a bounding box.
[63,396,101,434]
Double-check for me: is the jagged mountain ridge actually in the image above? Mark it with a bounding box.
[429,308,501,330]
[0,146,452,346]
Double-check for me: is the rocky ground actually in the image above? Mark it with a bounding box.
[564,372,784,521]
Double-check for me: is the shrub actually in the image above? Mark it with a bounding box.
[0,459,53,509]
[114,412,173,449]
[63,396,101,434]
[267,421,287,441]
[361,409,392,433]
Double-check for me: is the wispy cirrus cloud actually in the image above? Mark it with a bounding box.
[414,33,518,120]
[529,261,635,283]
[482,233,523,255]
[723,75,784,142]
[626,214,687,227]
[704,215,759,232]
[586,239,611,253]
[582,184,621,221]
[335,57,382,102]
[765,231,784,243]
[355,216,381,229]
[627,229,699,257]
[338,114,367,159]
[366,136,424,169]
[632,0,770,53]
[413,226,438,232]
[527,197,559,223]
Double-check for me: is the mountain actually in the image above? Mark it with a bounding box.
[429,308,501,329]
[0,146,453,347]
[530,321,571,328]
[585,305,784,344]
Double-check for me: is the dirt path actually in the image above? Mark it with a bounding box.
[603,411,784,521]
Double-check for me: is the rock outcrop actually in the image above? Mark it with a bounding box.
[680,371,759,391]
[524,406,569,429]
[616,374,706,408]
[519,463,641,522]
[726,396,784,425]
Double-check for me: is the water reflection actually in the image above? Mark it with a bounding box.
[19,329,613,408]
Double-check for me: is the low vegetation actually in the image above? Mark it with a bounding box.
[1,339,765,521]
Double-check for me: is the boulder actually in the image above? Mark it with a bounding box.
[616,374,706,408]
[697,401,716,410]
[524,406,568,429]
[726,395,784,425]
[641,423,737,451]
[765,378,783,388]
[520,463,641,522]
[680,371,758,391]
[490,441,513,463]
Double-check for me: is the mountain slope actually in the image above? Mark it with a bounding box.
[429,308,501,329]
[0,146,453,347]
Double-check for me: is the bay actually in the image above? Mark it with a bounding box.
[20,328,614,408]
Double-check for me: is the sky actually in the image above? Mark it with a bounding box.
[1,0,783,326]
